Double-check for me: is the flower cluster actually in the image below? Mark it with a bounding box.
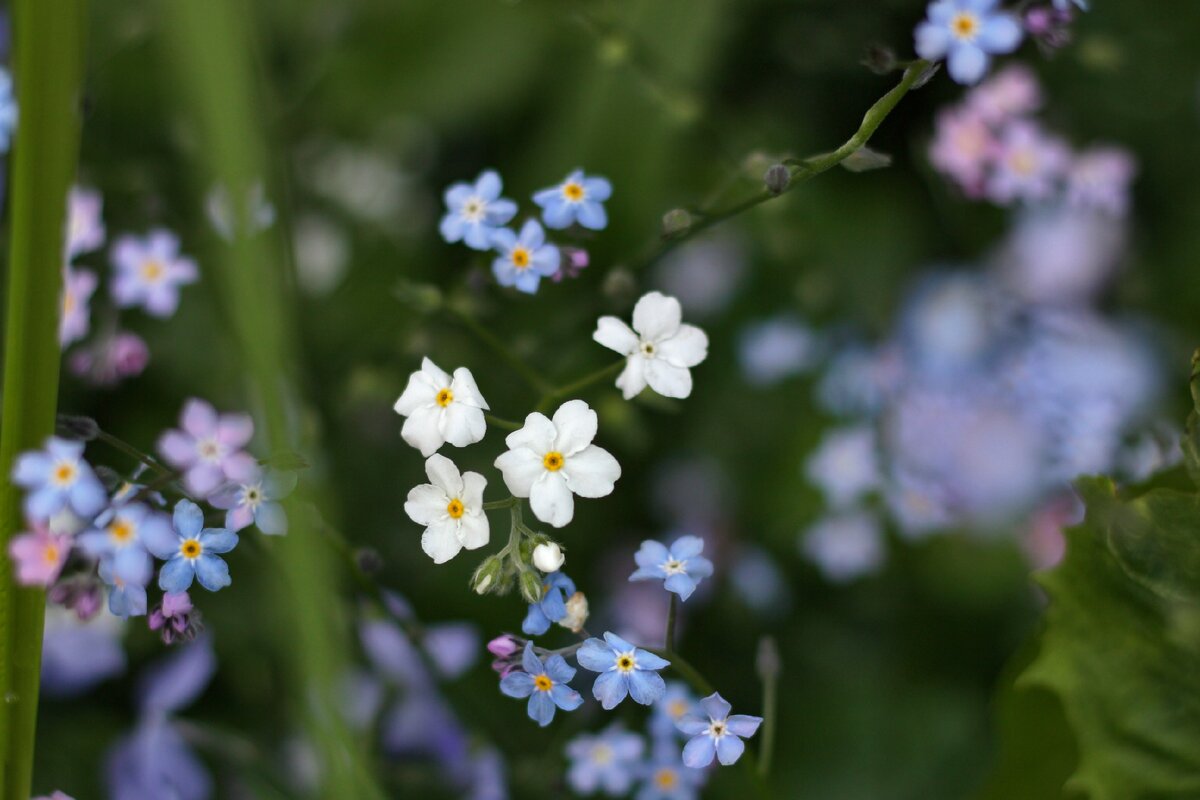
[929,65,1135,211]
[59,185,200,387]
[438,168,611,293]
[7,398,293,642]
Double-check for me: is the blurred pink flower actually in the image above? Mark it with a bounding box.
[59,267,97,347]
[8,522,71,586]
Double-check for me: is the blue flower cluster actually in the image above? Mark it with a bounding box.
[438,168,611,295]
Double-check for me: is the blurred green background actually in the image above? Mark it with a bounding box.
[29,0,1200,797]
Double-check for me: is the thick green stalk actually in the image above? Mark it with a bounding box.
[0,1,88,796]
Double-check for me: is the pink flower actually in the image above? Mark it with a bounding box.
[33,792,76,800]
[109,229,198,318]
[65,185,105,259]
[58,267,97,347]
[8,523,71,586]
[966,64,1042,123]
[156,398,258,497]
[68,331,150,386]
[985,120,1071,205]
[1067,146,1137,216]
[929,106,996,194]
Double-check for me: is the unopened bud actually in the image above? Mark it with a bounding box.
[471,555,504,595]
[55,413,99,441]
[519,570,545,605]
[661,208,692,237]
[355,547,384,574]
[756,636,782,680]
[558,591,589,634]
[764,164,791,196]
[532,542,565,573]
[861,44,897,75]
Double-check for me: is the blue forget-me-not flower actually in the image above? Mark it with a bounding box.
[576,631,670,710]
[629,535,714,602]
[499,643,583,727]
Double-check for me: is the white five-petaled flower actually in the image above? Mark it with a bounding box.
[393,358,490,457]
[593,291,708,400]
[404,454,490,563]
[494,400,621,528]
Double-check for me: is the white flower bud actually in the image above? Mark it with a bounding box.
[532,542,565,573]
[558,591,589,634]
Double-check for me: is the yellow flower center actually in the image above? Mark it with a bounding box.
[669,699,689,719]
[446,498,465,519]
[141,259,165,282]
[534,674,554,692]
[616,653,636,672]
[592,744,614,765]
[436,388,454,407]
[43,545,61,565]
[52,461,77,486]
[510,246,531,269]
[654,768,679,790]
[640,341,657,357]
[63,290,76,314]
[109,519,135,544]
[562,181,585,202]
[543,451,564,471]
[181,539,203,559]
[951,12,978,39]
[663,558,687,575]
[1010,149,1037,176]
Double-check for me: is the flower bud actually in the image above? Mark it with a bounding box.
[519,570,545,605]
[756,635,782,681]
[764,164,791,196]
[532,542,565,573]
[861,44,897,75]
[55,413,99,441]
[355,547,384,574]
[661,208,692,237]
[471,555,504,595]
[487,634,522,659]
[558,591,589,634]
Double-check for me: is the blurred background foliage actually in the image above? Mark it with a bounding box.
[24,0,1200,797]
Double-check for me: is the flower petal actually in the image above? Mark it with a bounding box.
[194,554,232,591]
[615,356,647,400]
[158,557,195,593]
[716,734,746,765]
[439,403,487,449]
[562,445,620,499]
[401,405,445,457]
[449,367,490,410]
[682,735,716,769]
[593,316,639,355]
[494,448,544,497]
[627,669,666,705]
[500,671,535,698]
[421,520,463,564]
[527,691,556,726]
[576,638,616,672]
[644,359,694,399]
[699,692,732,721]
[456,513,489,551]
[631,291,682,342]
[253,502,288,535]
[592,669,629,710]
[424,454,464,497]
[529,471,575,528]
[726,714,764,737]
[173,499,204,538]
[505,412,557,453]
[658,324,708,368]
[551,399,597,455]
[198,529,238,554]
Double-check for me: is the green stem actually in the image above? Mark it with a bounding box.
[0,1,89,796]
[482,495,518,511]
[628,59,932,272]
[537,360,625,413]
[646,647,715,696]
[485,413,522,432]
[664,593,678,651]
[94,429,173,477]
[758,672,778,777]
[446,303,551,394]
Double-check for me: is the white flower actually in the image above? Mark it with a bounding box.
[404,454,490,563]
[593,291,708,400]
[532,541,565,573]
[393,358,490,457]
[494,400,621,528]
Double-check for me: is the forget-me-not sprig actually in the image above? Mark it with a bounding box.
[490,218,561,294]
[576,631,670,710]
[565,724,645,796]
[143,499,239,593]
[533,169,611,230]
[499,642,583,727]
[676,692,763,768]
[209,467,297,536]
[439,169,518,250]
[522,570,576,635]
[629,535,714,602]
[914,0,1023,86]
[12,436,107,522]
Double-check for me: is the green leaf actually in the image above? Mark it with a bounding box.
[1009,476,1200,799]
[1182,349,1200,488]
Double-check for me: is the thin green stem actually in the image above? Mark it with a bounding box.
[485,413,522,432]
[664,593,678,651]
[94,429,173,477]
[482,495,519,511]
[446,303,551,394]
[537,360,625,413]
[627,59,932,272]
[646,647,715,696]
[758,673,778,777]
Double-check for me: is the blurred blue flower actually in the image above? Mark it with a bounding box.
[209,467,297,535]
[728,547,792,618]
[738,315,823,386]
[78,502,169,587]
[650,681,698,739]
[533,169,611,230]
[635,740,707,800]
[522,571,575,635]
[143,500,239,593]
[12,437,107,522]
[0,67,16,153]
[41,608,126,698]
[804,426,881,509]
[491,218,560,294]
[499,643,583,726]
[565,723,645,795]
[99,558,150,618]
[914,0,1023,85]
[801,511,885,583]
[676,692,762,768]
[576,631,670,710]
[628,536,713,602]
[439,169,517,250]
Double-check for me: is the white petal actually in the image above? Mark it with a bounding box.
[460,471,487,510]
[420,357,453,387]
[562,445,621,498]
[440,403,487,448]
[615,356,648,400]
[551,399,597,456]
[450,367,490,410]
[401,405,446,456]
[393,373,437,416]
[421,520,463,564]
[424,454,464,497]
[593,316,638,355]
[644,360,693,399]
[505,412,556,454]
[632,291,682,341]
[405,483,450,525]
[494,448,545,497]
[529,471,575,528]
[657,324,708,368]
[456,513,490,550]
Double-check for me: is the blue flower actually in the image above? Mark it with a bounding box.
[143,499,239,593]
[78,502,171,586]
[628,536,714,602]
[439,170,518,250]
[99,557,150,618]
[522,571,575,635]
[914,0,1023,85]
[533,169,611,230]
[650,681,698,739]
[209,467,297,535]
[11,437,107,522]
[0,67,17,153]
[676,692,762,768]
[635,740,707,800]
[499,642,583,727]
[490,218,560,294]
[565,723,645,796]
[576,631,670,710]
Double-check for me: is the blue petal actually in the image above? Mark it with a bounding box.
[687,555,714,579]
[582,177,611,201]
[475,170,501,201]
[262,469,298,500]
[142,518,181,560]
[254,502,288,535]
[113,547,153,586]
[500,671,535,698]
[633,648,671,671]
[532,187,561,208]
[682,735,716,769]
[664,573,699,601]
[541,201,574,230]
[463,221,493,250]
[543,654,576,684]
[25,486,64,520]
[947,42,989,85]
[198,528,238,554]
[519,218,545,249]
[699,692,732,721]
[977,13,1022,53]
[527,691,556,727]
[522,605,551,636]
[592,670,629,710]
[70,474,108,517]
[521,642,543,674]
[602,631,636,653]
[726,714,764,737]
[634,540,670,569]
[158,557,196,593]
[629,566,665,582]
[549,572,576,594]
[486,199,518,226]
[669,536,705,560]
[539,585,568,621]
[627,668,667,705]
[12,452,51,485]
[173,499,204,538]
[439,212,465,243]
[576,201,607,231]
[551,683,583,711]
[576,639,616,672]
[513,270,542,295]
[194,554,231,591]
[914,20,951,60]
[716,734,746,765]
[77,530,113,558]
